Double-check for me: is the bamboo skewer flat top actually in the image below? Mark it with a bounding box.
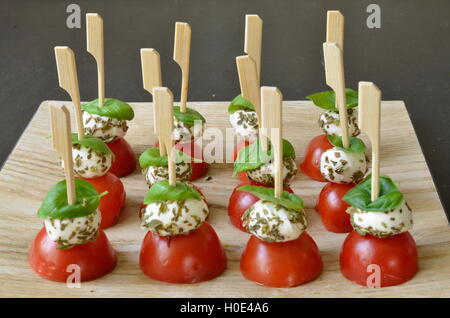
[173,22,191,113]
[86,13,105,107]
[326,10,344,51]
[244,14,263,82]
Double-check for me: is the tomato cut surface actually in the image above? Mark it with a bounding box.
[300,134,332,182]
[107,137,136,177]
[316,182,355,233]
[140,222,226,284]
[240,232,323,287]
[84,172,125,229]
[340,230,418,287]
[228,181,293,232]
[29,228,116,282]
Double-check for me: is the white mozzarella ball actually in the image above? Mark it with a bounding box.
[348,200,413,238]
[320,147,367,184]
[44,210,101,249]
[141,198,209,236]
[68,144,113,178]
[246,157,297,186]
[173,117,204,143]
[143,162,192,187]
[83,111,128,142]
[242,200,307,242]
[229,110,259,141]
[319,108,360,137]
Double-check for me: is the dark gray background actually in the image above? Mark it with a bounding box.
[0,0,449,218]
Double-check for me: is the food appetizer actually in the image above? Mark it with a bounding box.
[29,105,116,282]
[340,82,417,287]
[139,87,226,283]
[239,87,322,287]
[55,47,125,229]
[300,11,361,182]
[315,42,368,233]
[84,13,136,177]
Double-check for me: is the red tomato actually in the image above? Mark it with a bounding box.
[29,227,117,282]
[84,172,125,229]
[300,134,333,182]
[228,181,293,232]
[316,182,355,233]
[140,222,227,283]
[340,230,418,287]
[240,232,323,287]
[107,137,137,177]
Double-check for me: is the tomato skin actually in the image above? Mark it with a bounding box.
[340,230,418,287]
[140,222,227,284]
[300,134,333,182]
[29,228,117,282]
[317,182,355,233]
[84,172,125,229]
[228,181,293,232]
[240,232,323,287]
[107,137,137,177]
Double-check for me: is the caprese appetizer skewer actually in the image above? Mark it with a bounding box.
[139,87,226,283]
[340,82,418,287]
[239,87,322,287]
[315,42,368,233]
[84,13,136,177]
[301,11,361,182]
[55,46,125,229]
[29,105,116,282]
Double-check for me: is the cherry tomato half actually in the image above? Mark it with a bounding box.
[340,230,418,288]
[140,222,227,284]
[300,134,333,182]
[29,228,117,282]
[107,137,137,177]
[228,181,293,232]
[84,172,125,229]
[240,232,323,287]
[316,182,355,233]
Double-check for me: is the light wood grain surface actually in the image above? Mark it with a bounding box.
[0,100,448,297]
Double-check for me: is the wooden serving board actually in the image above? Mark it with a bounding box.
[0,100,448,298]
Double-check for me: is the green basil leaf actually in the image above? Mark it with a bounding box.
[343,174,404,212]
[233,138,296,175]
[237,185,304,212]
[228,95,255,114]
[327,135,366,153]
[71,134,112,155]
[38,179,107,219]
[82,98,135,120]
[173,106,206,126]
[306,88,358,110]
[139,147,198,169]
[144,180,203,204]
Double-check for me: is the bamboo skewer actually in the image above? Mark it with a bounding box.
[323,42,350,148]
[326,10,344,51]
[173,22,191,113]
[86,13,105,107]
[358,81,382,201]
[244,14,263,82]
[153,87,176,186]
[236,55,261,119]
[260,87,283,198]
[141,48,163,135]
[54,46,84,140]
[50,105,76,204]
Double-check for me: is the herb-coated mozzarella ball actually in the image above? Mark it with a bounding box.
[173,118,204,143]
[141,198,209,236]
[246,158,297,186]
[319,108,360,137]
[83,111,128,142]
[143,162,192,187]
[69,144,113,178]
[347,200,413,238]
[242,200,307,242]
[229,110,259,141]
[320,147,367,184]
[44,210,101,249]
